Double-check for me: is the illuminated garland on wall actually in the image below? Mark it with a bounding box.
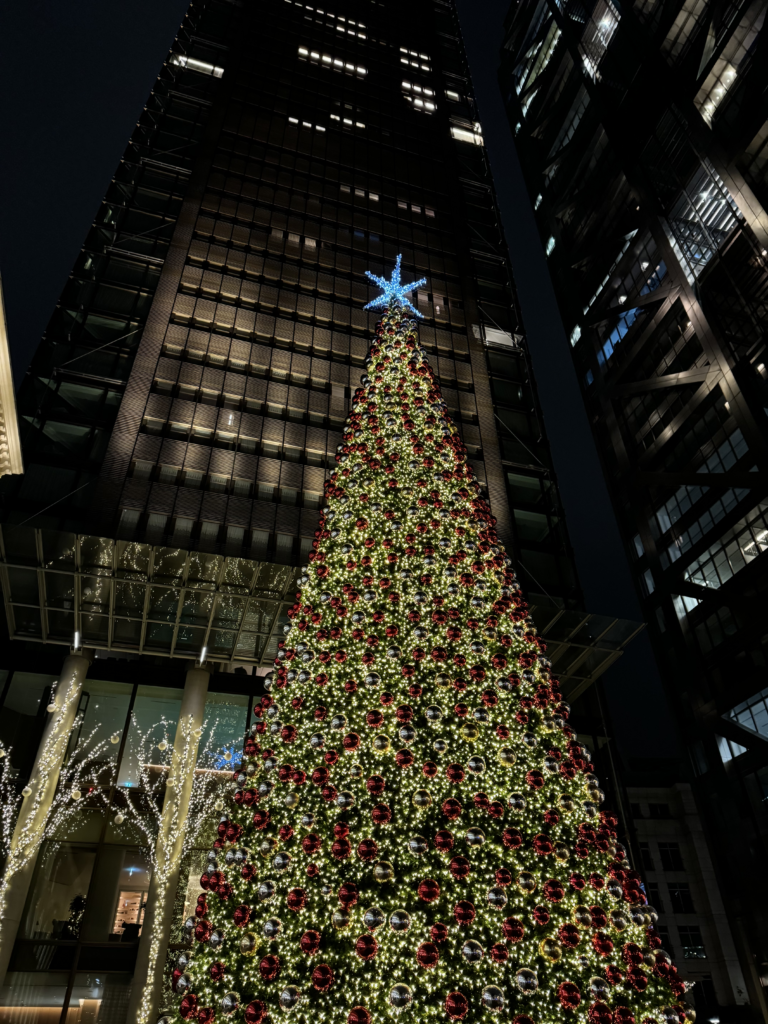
[161,272,692,1024]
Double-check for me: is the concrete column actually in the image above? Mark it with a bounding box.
[127,664,210,1024]
[0,648,93,986]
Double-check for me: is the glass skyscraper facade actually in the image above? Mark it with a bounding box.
[500,0,768,1017]
[0,1,641,1020]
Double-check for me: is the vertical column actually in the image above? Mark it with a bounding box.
[127,663,211,1024]
[0,648,93,985]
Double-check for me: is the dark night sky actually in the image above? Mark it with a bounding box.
[0,1,678,757]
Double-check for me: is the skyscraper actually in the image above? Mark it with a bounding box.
[500,0,768,1016]
[0,1,639,1021]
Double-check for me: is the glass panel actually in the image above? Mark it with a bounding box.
[22,843,97,940]
[117,686,182,789]
[80,846,151,944]
[0,673,58,785]
[65,972,133,1024]
[0,972,71,1024]
[198,692,248,767]
[68,680,133,768]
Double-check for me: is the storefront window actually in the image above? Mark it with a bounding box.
[79,847,151,944]
[0,971,70,1024]
[66,972,134,1023]
[22,844,97,941]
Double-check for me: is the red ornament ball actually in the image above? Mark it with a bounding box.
[355,934,378,960]
[332,838,351,860]
[371,803,392,824]
[338,882,359,907]
[180,995,198,1020]
[558,982,581,1009]
[244,1001,267,1024]
[431,922,449,943]
[502,828,523,849]
[502,917,525,942]
[490,942,508,963]
[312,963,334,991]
[416,942,440,969]
[442,798,462,820]
[348,1008,371,1024]
[357,839,378,862]
[286,888,306,912]
[449,856,471,880]
[259,955,280,981]
[434,829,454,852]
[300,930,321,955]
[445,992,469,1020]
[418,878,440,903]
[588,1006,612,1024]
[592,932,614,956]
[453,900,475,926]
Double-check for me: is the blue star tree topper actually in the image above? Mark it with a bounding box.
[364,253,427,318]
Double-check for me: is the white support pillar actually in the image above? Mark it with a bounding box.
[127,664,210,1024]
[0,648,93,986]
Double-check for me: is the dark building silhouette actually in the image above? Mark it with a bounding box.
[500,0,768,1015]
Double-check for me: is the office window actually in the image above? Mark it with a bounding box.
[668,881,695,914]
[646,882,663,912]
[275,533,294,564]
[200,522,220,545]
[658,841,684,870]
[158,465,179,484]
[649,803,671,819]
[630,802,643,818]
[717,735,748,763]
[726,685,768,740]
[678,925,706,958]
[639,842,655,871]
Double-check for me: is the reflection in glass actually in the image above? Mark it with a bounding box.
[116,687,181,789]
[22,844,97,940]
[198,693,248,767]
[0,972,71,1024]
[80,846,151,943]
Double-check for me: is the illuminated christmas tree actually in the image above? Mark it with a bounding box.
[167,258,689,1024]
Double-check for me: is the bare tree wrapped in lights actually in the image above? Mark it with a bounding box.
[163,261,689,1024]
[110,715,223,857]
[0,719,115,947]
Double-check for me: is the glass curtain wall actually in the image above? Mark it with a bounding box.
[0,673,252,1024]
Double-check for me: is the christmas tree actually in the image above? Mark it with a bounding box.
[166,258,690,1024]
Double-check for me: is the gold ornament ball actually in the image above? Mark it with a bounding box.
[412,789,432,809]
[539,937,563,963]
[517,871,536,893]
[460,722,479,742]
[373,735,391,753]
[240,932,259,956]
[373,861,395,883]
[498,747,516,766]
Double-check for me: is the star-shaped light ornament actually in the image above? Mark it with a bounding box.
[364,253,427,318]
